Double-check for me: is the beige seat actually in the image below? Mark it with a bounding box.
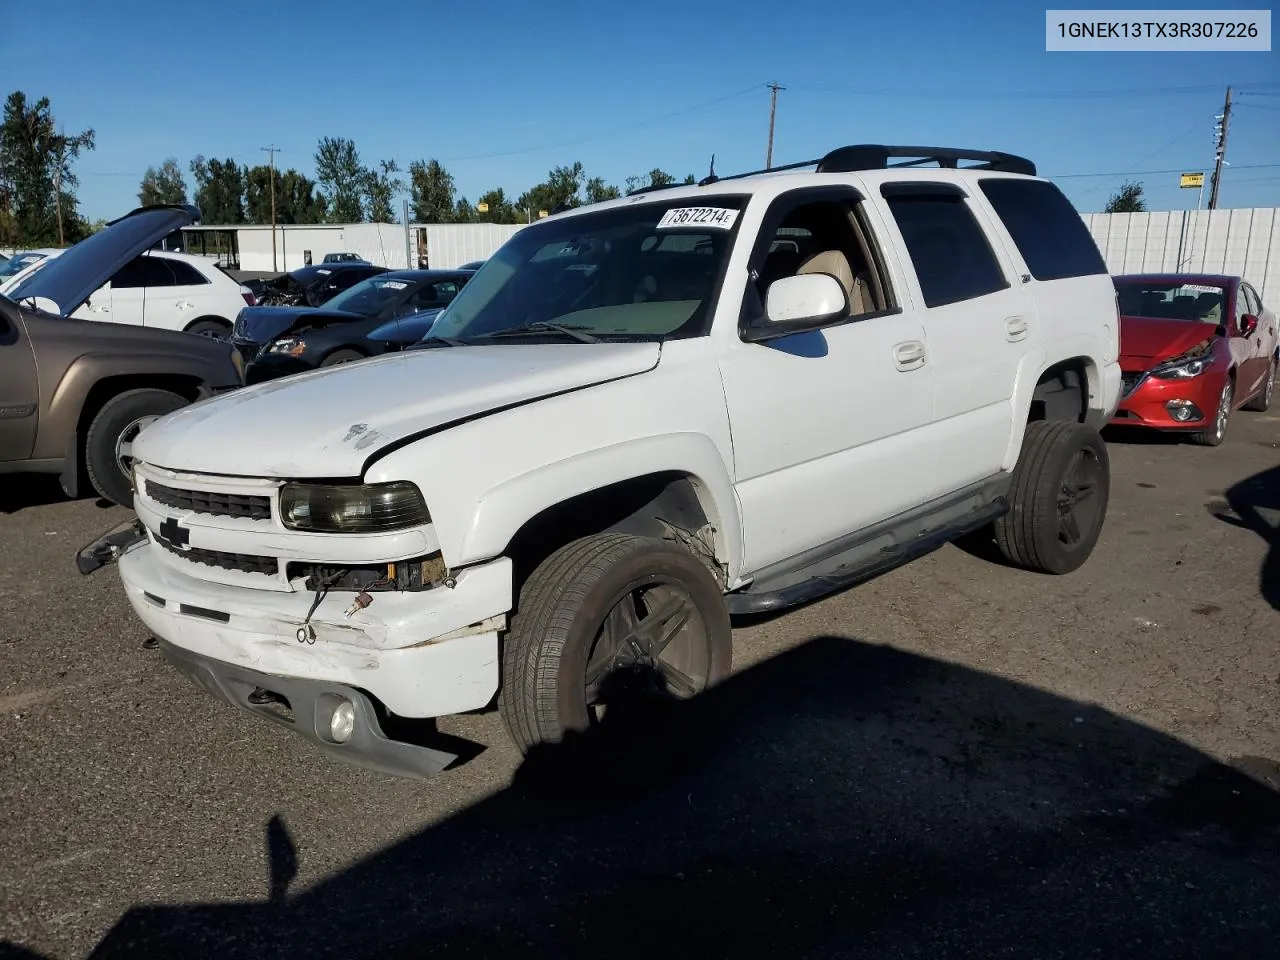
[796,249,873,315]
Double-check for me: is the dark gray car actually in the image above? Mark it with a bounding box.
[0,205,244,506]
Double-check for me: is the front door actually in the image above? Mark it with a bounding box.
[0,307,40,462]
[714,185,937,575]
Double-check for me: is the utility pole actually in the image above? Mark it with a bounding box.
[766,82,784,169]
[1209,87,1231,210]
[51,130,65,245]
[261,145,278,271]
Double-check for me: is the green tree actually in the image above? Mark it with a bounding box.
[138,158,187,206]
[408,159,455,222]
[1104,181,1146,213]
[364,159,404,223]
[189,155,245,223]
[516,162,586,218]
[624,169,685,194]
[585,177,621,204]
[0,90,95,245]
[314,136,365,222]
[453,197,476,223]
[475,187,520,223]
[243,166,326,224]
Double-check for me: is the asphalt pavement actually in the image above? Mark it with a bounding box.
[1,412,1277,959]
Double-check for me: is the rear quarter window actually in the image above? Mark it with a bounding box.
[978,178,1108,282]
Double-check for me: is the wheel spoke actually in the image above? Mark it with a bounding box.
[1060,510,1082,544]
[1073,480,1096,502]
[637,593,695,658]
[117,441,135,460]
[658,660,700,698]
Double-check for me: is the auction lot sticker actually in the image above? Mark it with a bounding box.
[1046,9,1271,50]
[657,207,739,229]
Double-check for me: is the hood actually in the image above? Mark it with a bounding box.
[233,305,365,344]
[367,309,444,346]
[10,205,198,316]
[1119,315,1219,364]
[134,341,662,478]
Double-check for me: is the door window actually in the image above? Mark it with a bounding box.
[882,191,1009,308]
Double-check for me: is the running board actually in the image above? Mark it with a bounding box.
[725,478,1009,616]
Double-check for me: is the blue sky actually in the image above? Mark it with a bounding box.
[6,0,1279,220]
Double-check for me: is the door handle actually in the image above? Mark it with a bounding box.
[1005,315,1029,341]
[894,340,926,371]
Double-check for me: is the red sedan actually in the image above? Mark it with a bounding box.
[1110,273,1278,445]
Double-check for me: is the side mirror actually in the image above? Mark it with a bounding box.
[743,273,849,342]
[1240,314,1259,337]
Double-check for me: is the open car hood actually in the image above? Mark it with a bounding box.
[7,205,199,316]
[234,306,366,345]
[1119,315,1220,364]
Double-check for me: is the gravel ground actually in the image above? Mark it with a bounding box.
[1,413,1277,959]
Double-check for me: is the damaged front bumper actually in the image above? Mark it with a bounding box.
[75,518,511,780]
[159,639,460,780]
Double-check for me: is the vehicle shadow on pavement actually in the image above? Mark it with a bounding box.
[0,476,112,514]
[1216,463,1280,611]
[16,635,1280,960]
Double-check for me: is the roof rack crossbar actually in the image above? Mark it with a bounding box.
[625,182,687,196]
[817,145,1035,176]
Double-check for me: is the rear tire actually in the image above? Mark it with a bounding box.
[993,421,1110,575]
[185,318,231,339]
[1243,357,1275,412]
[1191,378,1233,446]
[498,533,732,756]
[84,389,188,506]
[321,349,364,367]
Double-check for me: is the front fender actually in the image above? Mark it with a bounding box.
[457,432,745,583]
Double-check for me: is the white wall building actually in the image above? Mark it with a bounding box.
[178,221,527,273]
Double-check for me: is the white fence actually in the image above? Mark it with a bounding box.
[1082,208,1280,306]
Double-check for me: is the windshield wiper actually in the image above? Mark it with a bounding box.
[407,334,469,349]
[480,321,601,344]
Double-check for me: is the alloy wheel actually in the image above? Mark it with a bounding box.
[1057,446,1104,549]
[115,415,160,478]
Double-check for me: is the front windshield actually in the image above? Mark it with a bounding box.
[429,196,748,342]
[1115,280,1226,324]
[322,275,413,316]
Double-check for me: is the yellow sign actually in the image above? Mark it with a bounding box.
[1180,172,1205,188]
[476,202,489,213]
[538,210,549,219]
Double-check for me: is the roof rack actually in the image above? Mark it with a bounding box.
[696,143,1035,187]
[625,182,688,197]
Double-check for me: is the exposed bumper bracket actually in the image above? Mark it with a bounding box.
[76,518,147,576]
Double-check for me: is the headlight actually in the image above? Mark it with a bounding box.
[267,337,307,356]
[1151,356,1211,379]
[279,481,431,533]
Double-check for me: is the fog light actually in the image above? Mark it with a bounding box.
[1166,400,1202,422]
[330,700,356,743]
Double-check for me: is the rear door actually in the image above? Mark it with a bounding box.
[1237,282,1271,398]
[138,255,215,331]
[97,255,174,326]
[873,180,1040,497]
[0,307,39,462]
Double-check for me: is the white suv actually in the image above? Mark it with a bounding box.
[6,248,253,338]
[80,144,1122,779]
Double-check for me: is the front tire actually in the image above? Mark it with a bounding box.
[993,420,1110,575]
[84,389,188,506]
[1191,377,1233,446]
[498,533,732,755]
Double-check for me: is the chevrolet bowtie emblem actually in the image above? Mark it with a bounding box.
[159,517,190,548]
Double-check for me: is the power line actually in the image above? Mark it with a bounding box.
[1048,162,1280,179]
[788,80,1280,101]
[1237,102,1280,112]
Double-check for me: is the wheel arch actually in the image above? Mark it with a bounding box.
[182,315,232,334]
[450,434,744,591]
[1004,353,1099,472]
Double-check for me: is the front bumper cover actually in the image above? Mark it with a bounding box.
[159,638,461,780]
